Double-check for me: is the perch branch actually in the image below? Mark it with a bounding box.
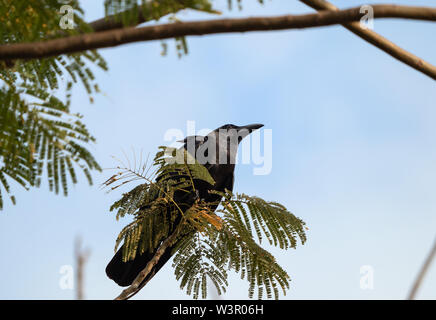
[114,225,182,300]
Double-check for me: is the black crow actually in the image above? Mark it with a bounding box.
[106,123,264,288]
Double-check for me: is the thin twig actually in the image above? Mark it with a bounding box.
[407,236,436,300]
[74,236,91,300]
[300,0,436,80]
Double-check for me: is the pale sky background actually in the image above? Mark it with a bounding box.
[0,0,435,300]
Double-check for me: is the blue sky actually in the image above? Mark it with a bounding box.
[0,0,435,299]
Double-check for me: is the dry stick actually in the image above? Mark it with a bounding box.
[114,226,182,300]
[0,5,436,78]
[300,0,436,80]
[74,236,91,300]
[408,236,436,300]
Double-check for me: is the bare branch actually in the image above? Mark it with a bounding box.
[1,4,436,82]
[300,0,436,80]
[408,236,436,300]
[74,236,91,300]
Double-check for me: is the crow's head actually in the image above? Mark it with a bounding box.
[181,124,263,165]
[193,123,264,165]
[214,123,264,143]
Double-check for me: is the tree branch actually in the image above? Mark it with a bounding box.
[74,236,91,300]
[114,225,182,300]
[1,4,436,81]
[300,0,436,80]
[407,236,436,300]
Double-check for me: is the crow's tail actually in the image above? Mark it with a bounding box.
[105,244,174,287]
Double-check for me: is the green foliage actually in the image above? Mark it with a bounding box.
[105,147,307,299]
[172,190,306,299]
[105,146,216,261]
[0,1,91,43]
[0,1,108,209]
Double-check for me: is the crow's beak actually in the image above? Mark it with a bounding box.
[236,123,264,140]
[240,123,264,133]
